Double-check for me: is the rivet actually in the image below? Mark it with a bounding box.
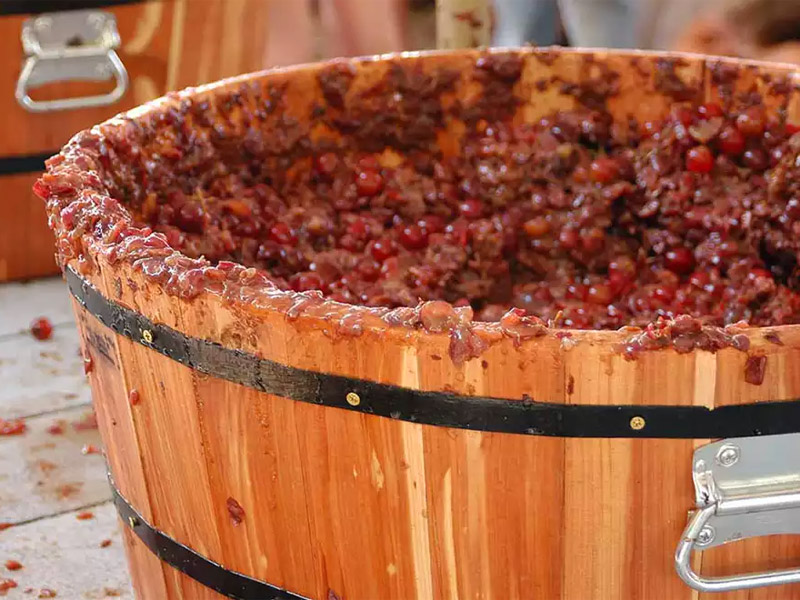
[128,516,139,528]
[715,444,740,468]
[697,525,715,547]
[629,415,646,430]
[346,392,361,407]
[141,329,153,344]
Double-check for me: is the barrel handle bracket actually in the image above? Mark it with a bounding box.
[675,433,800,593]
[16,9,128,113]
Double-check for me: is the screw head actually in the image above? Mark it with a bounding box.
[141,329,153,344]
[345,392,361,407]
[697,525,715,547]
[629,416,646,430]
[127,516,139,529]
[716,444,740,468]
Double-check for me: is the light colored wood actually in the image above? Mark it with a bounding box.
[435,0,492,49]
[0,0,269,282]
[56,48,800,599]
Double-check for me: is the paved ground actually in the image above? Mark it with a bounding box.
[0,277,133,599]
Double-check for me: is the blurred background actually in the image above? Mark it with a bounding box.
[265,0,800,65]
[2,0,800,284]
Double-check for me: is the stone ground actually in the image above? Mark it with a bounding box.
[0,277,133,599]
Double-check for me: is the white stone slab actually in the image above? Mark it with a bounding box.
[0,405,109,526]
[0,278,134,596]
[0,501,133,598]
[0,278,74,338]
[0,325,90,420]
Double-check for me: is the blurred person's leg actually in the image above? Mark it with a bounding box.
[493,0,561,47]
[321,0,406,57]
[644,0,716,50]
[557,0,641,48]
[264,0,315,66]
[558,0,709,51]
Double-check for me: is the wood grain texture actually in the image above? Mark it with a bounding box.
[0,173,56,282]
[435,0,492,49]
[1,0,268,281]
[61,49,800,599]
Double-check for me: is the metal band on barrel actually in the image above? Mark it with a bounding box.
[0,151,58,176]
[0,0,141,16]
[67,267,800,439]
[110,477,310,600]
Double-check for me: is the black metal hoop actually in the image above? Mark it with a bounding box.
[67,267,800,439]
[110,477,310,600]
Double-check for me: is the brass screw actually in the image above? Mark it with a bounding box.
[141,329,153,344]
[128,516,139,528]
[346,392,361,407]
[629,416,646,431]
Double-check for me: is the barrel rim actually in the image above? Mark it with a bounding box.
[67,266,800,439]
[37,47,800,358]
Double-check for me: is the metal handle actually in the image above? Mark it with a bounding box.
[15,9,128,113]
[676,433,800,593]
[675,505,800,593]
[16,49,128,113]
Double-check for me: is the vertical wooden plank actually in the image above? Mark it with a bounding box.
[562,346,635,600]
[169,0,269,91]
[419,337,565,600]
[95,265,227,600]
[75,303,170,600]
[562,345,697,600]
[166,0,188,91]
[192,377,324,598]
[435,0,492,49]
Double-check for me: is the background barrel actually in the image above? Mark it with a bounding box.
[0,0,268,281]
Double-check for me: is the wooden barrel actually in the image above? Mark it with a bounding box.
[36,48,800,599]
[0,0,268,281]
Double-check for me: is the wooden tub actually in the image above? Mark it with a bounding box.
[37,48,800,599]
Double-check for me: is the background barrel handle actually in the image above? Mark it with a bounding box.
[16,49,128,112]
[15,9,129,113]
